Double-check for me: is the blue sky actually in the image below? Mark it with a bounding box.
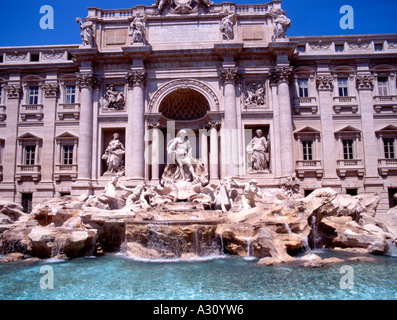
[0,0,396,47]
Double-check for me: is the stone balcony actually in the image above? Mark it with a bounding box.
[15,164,41,181]
[378,158,397,177]
[54,164,78,181]
[333,96,358,114]
[57,103,80,120]
[373,96,397,113]
[0,105,6,121]
[293,97,318,115]
[20,104,44,121]
[295,160,323,178]
[336,159,365,177]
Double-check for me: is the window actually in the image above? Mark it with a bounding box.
[338,78,349,97]
[383,138,395,159]
[30,53,40,62]
[24,145,36,165]
[335,44,344,52]
[28,86,39,105]
[302,140,313,160]
[65,85,76,104]
[0,54,3,63]
[346,189,358,196]
[296,45,306,53]
[298,79,309,98]
[378,77,389,96]
[62,145,74,165]
[342,139,354,160]
[375,43,383,52]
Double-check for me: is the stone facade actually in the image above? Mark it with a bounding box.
[0,0,396,212]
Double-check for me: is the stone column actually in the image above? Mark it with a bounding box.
[126,70,146,182]
[1,82,22,201]
[272,66,294,176]
[75,73,96,183]
[200,129,208,168]
[221,67,239,177]
[149,123,162,183]
[209,121,220,181]
[317,74,339,184]
[356,74,380,179]
[40,83,59,183]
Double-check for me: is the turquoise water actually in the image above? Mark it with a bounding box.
[0,251,396,300]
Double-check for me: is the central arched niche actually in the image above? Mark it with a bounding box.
[159,88,210,121]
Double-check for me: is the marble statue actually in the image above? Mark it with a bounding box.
[102,133,125,175]
[246,129,270,172]
[167,129,198,182]
[129,14,145,44]
[76,17,94,47]
[219,12,236,41]
[101,84,125,111]
[153,0,213,12]
[230,177,264,211]
[272,12,290,42]
[87,176,123,210]
[281,173,301,198]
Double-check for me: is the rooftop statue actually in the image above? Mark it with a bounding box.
[76,17,94,47]
[129,14,146,44]
[153,0,214,13]
[270,10,290,41]
[219,11,236,41]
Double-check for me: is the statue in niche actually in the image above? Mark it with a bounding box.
[166,129,198,182]
[102,133,125,175]
[76,17,94,47]
[245,83,266,107]
[101,84,125,111]
[246,129,270,172]
[270,10,290,42]
[129,14,145,44]
[219,12,236,41]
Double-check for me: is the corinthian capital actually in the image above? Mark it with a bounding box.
[356,75,375,90]
[316,75,334,91]
[4,84,22,99]
[76,73,97,89]
[271,66,293,84]
[42,83,60,98]
[126,70,146,88]
[220,67,239,85]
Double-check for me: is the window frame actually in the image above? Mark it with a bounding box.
[28,86,39,105]
[297,79,309,98]
[338,78,349,97]
[383,138,395,159]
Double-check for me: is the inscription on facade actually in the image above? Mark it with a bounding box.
[149,23,220,43]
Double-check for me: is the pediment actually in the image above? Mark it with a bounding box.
[17,132,42,141]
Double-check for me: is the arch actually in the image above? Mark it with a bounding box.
[159,88,210,121]
[149,79,220,114]
[21,75,44,83]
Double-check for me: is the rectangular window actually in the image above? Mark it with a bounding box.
[65,85,76,104]
[298,79,309,98]
[296,45,306,53]
[335,44,344,52]
[28,86,39,105]
[338,78,349,97]
[383,138,395,159]
[342,139,354,160]
[378,77,389,96]
[302,140,313,161]
[375,43,383,52]
[62,145,74,165]
[24,145,36,165]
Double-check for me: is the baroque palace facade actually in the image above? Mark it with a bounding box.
[0,0,396,213]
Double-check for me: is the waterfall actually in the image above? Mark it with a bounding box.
[219,233,224,254]
[51,237,67,258]
[386,240,397,257]
[311,216,321,250]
